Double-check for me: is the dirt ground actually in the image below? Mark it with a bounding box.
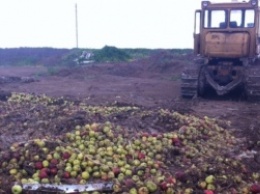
[2,52,260,192]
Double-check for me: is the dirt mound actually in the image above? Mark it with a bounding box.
[55,51,189,81]
[144,51,192,73]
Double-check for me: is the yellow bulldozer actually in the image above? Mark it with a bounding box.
[181,0,260,100]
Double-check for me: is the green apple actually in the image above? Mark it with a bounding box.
[53,152,60,159]
[77,153,84,160]
[125,169,132,176]
[41,178,50,184]
[73,165,81,172]
[42,147,49,154]
[33,155,40,161]
[78,144,85,151]
[42,160,49,168]
[73,159,80,166]
[205,175,215,184]
[89,130,96,137]
[9,169,18,175]
[92,171,101,178]
[65,166,72,172]
[21,178,28,184]
[133,159,140,166]
[129,188,137,194]
[81,171,90,180]
[70,170,78,178]
[207,184,216,190]
[11,184,22,194]
[34,139,45,147]
[145,180,158,192]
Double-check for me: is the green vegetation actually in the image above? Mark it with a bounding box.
[93,46,131,63]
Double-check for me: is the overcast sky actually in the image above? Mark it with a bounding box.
[0,0,202,49]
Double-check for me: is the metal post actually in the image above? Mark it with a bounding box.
[75,3,79,48]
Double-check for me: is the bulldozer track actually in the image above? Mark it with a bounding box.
[245,64,260,101]
[181,77,197,98]
[246,76,260,101]
[181,66,199,98]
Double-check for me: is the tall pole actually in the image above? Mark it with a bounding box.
[75,3,79,48]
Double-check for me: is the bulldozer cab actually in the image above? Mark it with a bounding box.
[194,0,259,58]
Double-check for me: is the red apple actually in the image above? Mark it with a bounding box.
[172,138,182,146]
[50,168,58,175]
[204,190,214,194]
[62,152,71,160]
[62,171,70,178]
[39,170,48,179]
[166,176,176,185]
[112,167,121,177]
[159,181,168,191]
[250,184,260,194]
[35,162,43,170]
[50,159,59,165]
[49,159,59,168]
[151,133,158,137]
[141,132,149,137]
[175,171,187,182]
[138,152,146,160]
[12,152,21,160]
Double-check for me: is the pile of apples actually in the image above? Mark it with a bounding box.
[1,121,175,193]
[0,93,259,193]
[7,92,140,117]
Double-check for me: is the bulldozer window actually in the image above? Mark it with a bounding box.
[230,9,255,28]
[244,9,255,28]
[204,10,226,29]
[195,11,201,34]
[230,10,242,27]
